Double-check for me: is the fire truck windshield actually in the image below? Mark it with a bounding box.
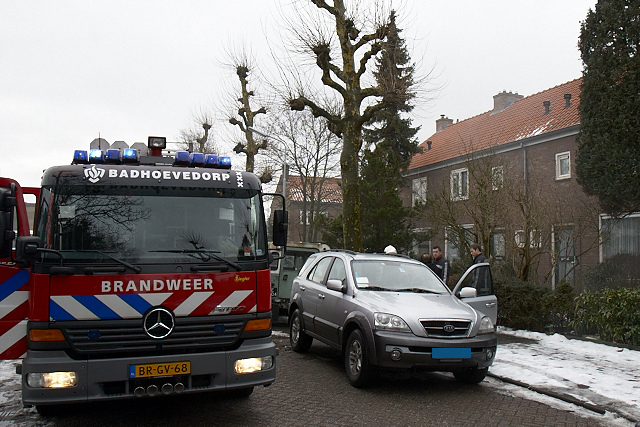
[34,185,267,265]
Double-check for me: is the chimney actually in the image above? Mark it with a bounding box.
[564,94,572,108]
[492,91,523,114]
[543,101,551,115]
[436,115,453,132]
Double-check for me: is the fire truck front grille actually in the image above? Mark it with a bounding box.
[61,316,246,357]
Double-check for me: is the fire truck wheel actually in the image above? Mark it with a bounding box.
[228,386,254,398]
[290,309,313,353]
[35,404,68,417]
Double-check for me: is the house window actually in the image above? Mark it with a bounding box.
[445,225,474,260]
[555,152,571,180]
[450,168,469,200]
[300,210,312,225]
[601,214,640,260]
[492,166,503,190]
[515,229,542,248]
[412,177,427,205]
[491,230,505,260]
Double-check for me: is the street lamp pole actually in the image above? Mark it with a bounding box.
[248,127,288,198]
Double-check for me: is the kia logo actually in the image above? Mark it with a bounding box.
[143,307,175,339]
[443,324,456,333]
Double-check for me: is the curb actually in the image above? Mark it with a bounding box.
[488,372,639,424]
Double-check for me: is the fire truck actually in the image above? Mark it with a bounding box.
[0,137,288,414]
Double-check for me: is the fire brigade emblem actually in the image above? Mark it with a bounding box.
[143,307,175,339]
[84,165,105,183]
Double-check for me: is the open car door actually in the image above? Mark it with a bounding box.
[452,263,497,326]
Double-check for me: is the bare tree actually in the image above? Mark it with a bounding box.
[280,0,406,251]
[177,109,217,154]
[222,46,269,173]
[261,107,342,241]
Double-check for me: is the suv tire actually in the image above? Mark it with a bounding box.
[453,367,488,384]
[290,309,313,353]
[345,329,375,388]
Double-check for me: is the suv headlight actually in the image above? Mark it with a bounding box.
[374,313,410,332]
[478,316,495,334]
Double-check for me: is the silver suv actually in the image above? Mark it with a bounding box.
[288,251,497,387]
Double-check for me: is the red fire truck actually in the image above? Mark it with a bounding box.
[0,137,288,414]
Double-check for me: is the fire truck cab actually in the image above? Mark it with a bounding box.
[0,137,288,414]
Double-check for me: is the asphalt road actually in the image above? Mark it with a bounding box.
[0,327,612,426]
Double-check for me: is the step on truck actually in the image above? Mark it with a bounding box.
[0,137,288,414]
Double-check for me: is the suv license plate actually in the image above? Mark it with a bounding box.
[130,361,191,378]
[432,348,471,359]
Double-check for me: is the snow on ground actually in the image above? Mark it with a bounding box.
[0,328,638,425]
[492,327,640,425]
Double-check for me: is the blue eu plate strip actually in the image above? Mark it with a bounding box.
[432,348,471,359]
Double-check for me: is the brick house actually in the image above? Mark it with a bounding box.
[271,174,342,243]
[403,78,622,288]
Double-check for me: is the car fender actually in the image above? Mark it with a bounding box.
[341,310,378,365]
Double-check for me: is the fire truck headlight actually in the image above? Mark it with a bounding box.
[27,372,77,388]
[234,356,273,374]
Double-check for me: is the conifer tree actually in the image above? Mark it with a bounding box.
[576,0,640,215]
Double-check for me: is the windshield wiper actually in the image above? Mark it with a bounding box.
[394,288,442,294]
[151,249,243,271]
[81,250,142,274]
[358,285,391,291]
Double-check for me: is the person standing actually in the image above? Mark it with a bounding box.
[431,246,450,284]
[470,243,488,264]
[421,252,437,274]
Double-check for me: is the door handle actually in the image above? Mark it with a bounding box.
[485,302,496,308]
[300,286,306,291]
[318,294,325,299]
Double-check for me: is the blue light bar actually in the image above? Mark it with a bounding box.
[219,156,232,169]
[174,151,190,166]
[204,154,219,168]
[89,149,105,164]
[73,150,89,164]
[105,149,121,163]
[121,148,139,163]
[189,152,205,166]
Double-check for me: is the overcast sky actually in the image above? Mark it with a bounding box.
[1,0,596,188]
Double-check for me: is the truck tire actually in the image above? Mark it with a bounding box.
[345,329,375,388]
[289,309,312,353]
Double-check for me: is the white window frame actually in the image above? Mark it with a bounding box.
[450,168,469,201]
[492,166,504,190]
[412,177,427,205]
[599,213,640,262]
[555,152,571,180]
[299,210,312,225]
[515,229,542,248]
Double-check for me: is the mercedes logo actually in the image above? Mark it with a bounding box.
[143,307,175,339]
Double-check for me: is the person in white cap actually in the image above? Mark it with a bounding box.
[384,245,397,254]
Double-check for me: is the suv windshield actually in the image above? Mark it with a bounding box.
[35,185,267,264]
[351,260,448,294]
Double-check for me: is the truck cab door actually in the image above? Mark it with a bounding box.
[0,179,37,359]
[452,263,497,326]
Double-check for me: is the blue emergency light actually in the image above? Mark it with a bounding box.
[174,151,190,166]
[73,150,89,164]
[189,152,205,166]
[122,148,139,163]
[89,149,105,164]
[105,149,120,163]
[219,156,232,169]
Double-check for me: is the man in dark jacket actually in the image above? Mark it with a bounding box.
[431,246,450,285]
[470,243,488,264]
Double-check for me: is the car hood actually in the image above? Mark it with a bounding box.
[354,291,479,332]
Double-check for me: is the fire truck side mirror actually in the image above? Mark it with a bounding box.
[0,186,17,259]
[15,236,41,265]
[272,209,288,247]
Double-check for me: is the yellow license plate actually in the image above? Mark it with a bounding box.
[129,361,191,378]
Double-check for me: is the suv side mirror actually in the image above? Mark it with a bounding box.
[326,279,346,293]
[459,287,477,299]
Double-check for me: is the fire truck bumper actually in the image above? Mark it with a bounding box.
[21,337,276,406]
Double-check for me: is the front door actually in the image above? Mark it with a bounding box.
[555,226,575,286]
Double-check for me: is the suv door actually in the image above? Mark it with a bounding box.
[298,255,333,335]
[313,257,348,346]
[452,263,497,325]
